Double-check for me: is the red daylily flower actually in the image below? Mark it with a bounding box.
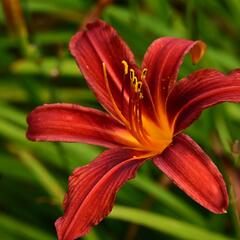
[27,20,240,240]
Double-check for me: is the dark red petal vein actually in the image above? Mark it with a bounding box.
[142,37,205,108]
[166,69,240,132]
[69,20,138,121]
[55,148,146,240]
[153,134,228,213]
[27,103,135,148]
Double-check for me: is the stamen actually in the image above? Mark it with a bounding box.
[135,81,142,93]
[102,61,151,146]
[130,69,135,82]
[102,61,152,146]
[121,60,128,75]
[133,76,137,85]
[133,96,151,145]
[129,68,138,131]
[102,62,129,127]
[128,88,136,133]
[126,67,151,145]
[141,68,148,80]
[121,60,129,112]
[136,102,145,138]
[140,67,160,124]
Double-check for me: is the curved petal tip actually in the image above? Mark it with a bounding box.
[190,40,206,64]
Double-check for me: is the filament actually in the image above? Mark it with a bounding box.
[102,62,129,127]
[103,60,154,146]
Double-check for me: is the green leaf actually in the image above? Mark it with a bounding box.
[110,206,234,240]
[131,175,206,226]
[9,147,65,205]
[0,213,54,240]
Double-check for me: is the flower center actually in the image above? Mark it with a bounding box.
[102,61,172,152]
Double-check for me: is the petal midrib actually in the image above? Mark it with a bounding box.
[62,156,145,238]
[169,85,240,132]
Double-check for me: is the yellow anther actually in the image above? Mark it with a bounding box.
[141,68,148,80]
[129,68,144,97]
[133,76,138,85]
[102,61,129,127]
[130,69,135,81]
[137,81,142,92]
[135,81,142,93]
[121,60,128,75]
[134,84,138,92]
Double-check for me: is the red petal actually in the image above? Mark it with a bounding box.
[166,69,240,132]
[142,37,205,109]
[55,148,146,240]
[69,20,138,121]
[27,103,136,148]
[153,134,228,213]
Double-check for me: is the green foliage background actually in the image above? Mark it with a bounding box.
[0,0,240,239]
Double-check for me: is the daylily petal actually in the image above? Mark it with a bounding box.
[142,37,205,110]
[166,69,240,132]
[69,19,138,121]
[55,148,146,240]
[27,103,137,148]
[153,134,228,213]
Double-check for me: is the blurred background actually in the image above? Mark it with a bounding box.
[0,0,240,239]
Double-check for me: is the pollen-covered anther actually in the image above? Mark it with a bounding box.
[135,81,142,93]
[121,60,128,75]
[129,69,135,83]
[129,68,142,95]
[137,81,142,92]
[141,68,148,80]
